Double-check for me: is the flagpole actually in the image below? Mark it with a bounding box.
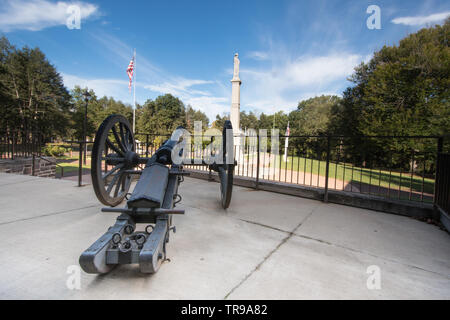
[133,48,136,133]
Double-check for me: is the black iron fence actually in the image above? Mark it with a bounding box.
[435,153,450,214]
[135,132,445,205]
[0,131,43,159]
[2,129,447,210]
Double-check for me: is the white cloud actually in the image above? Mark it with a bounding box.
[391,11,450,26]
[283,54,361,86]
[145,79,213,97]
[62,73,130,101]
[182,96,229,122]
[0,0,99,32]
[240,53,363,114]
[247,51,269,61]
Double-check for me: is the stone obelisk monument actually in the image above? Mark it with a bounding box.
[230,53,241,143]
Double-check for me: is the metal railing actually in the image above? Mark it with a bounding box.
[3,130,444,209]
[0,131,43,159]
[135,132,444,205]
[435,153,450,214]
[64,140,94,186]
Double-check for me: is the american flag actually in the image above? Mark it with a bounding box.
[127,57,134,91]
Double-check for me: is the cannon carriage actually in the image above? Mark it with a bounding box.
[79,115,235,274]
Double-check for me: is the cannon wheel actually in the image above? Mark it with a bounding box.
[219,120,234,209]
[91,115,138,207]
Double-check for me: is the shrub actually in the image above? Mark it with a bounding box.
[42,144,68,157]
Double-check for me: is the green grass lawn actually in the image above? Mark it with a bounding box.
[58,155,80,160]
[247,153,435,195]
[55,157,91,176]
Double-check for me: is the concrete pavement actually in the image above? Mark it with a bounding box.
[0,172,448,299]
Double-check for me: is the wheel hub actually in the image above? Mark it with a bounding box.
[124,151,140,168]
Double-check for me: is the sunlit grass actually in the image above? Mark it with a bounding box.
[244,153,435,195]
[55,158,91,175]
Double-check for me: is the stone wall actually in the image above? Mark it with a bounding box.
[0,157,56,178]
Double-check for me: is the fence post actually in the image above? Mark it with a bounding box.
[324,136,331,202]
[208,136,213,181]
[39,133,42,155]
[12,134,15,160]
[255,134,260,189]
[32,154,35,176]
[6,133,9,158]
[433,137,443,207]
[84,139,88,165]
[78,142,83,187]
[145,134,149,158]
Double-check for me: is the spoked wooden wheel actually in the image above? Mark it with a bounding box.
[91,115,139,207]
[219,120,235,209]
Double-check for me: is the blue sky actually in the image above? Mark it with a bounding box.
[1,0,449,122]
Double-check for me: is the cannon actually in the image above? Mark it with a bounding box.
[79,114,235,273]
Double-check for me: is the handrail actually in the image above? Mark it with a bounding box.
[63,140,93,187]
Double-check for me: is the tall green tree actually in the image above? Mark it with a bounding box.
[287,95,341,157]
[0,37,15,133]
[211,113,229,130]
[68,86,98,140]
[258,113,270,130]
[289,95,341,136]
[0,37,71,138]
[240,111,259,130]
[185,104,209,131]
[136,94,187,136]
[335,19,450,166]
[95,95,133,128]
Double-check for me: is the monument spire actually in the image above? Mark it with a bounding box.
[230,53,241,133]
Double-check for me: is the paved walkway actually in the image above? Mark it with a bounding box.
[0,172,449,299]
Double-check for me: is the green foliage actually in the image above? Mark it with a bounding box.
[290,95,341,136]
[240,111,259,130]
[0,36,71,138]
[211,114,229,130]
[332,19,450,168]
[136,94,187,135]
[185,105,209,132]
[288,95,341,157]
[42,143,69,157]
[67,87,135,141]
[68,86,98,140]
[0,36,208,144]
[258,113,275,130]
[95,96,134,128]
[344,20,449,136]
[152,136,165,147]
